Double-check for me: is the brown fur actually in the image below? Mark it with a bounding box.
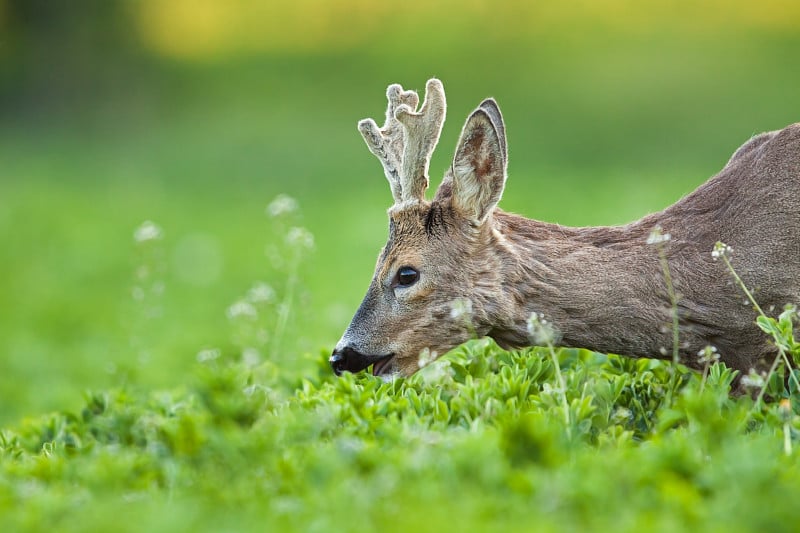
[333,79,800,378]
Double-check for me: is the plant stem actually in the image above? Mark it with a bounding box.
[720,254,800,401]
[273,254,299,356]
[546,342,571,436]
[784,421,792,456]
[655,244,681,405]
[752,352,782,411]
[720,254,765,316]
[699,362,709,394]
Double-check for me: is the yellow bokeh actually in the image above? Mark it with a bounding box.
[135,0,396,60]
[2,0,799,61]
[134,0,800,61]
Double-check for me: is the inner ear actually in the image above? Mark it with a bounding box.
[450,104,508,223]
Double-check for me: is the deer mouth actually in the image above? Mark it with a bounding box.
[330,347,395,376]
[372,354,395,377]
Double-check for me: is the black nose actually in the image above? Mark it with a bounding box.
[329,346,377,376]
[329,348,349,376]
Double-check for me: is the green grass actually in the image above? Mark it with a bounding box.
[2,20,800,531]
[2,340,799,532]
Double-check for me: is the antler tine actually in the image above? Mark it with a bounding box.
[358,79,447,204]
[358,84,420,203]
[394,79,446,203]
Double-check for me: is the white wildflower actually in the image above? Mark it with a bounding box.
[527,312,558,345]
[740,368,766,389]
[196,348,221,363]
[134,220,162,243]
[227,300,257,320]
[611,407,633,424]
[286,226,314,251]
[711,241,733,261]
[541,382,564,395]
[697,345,720,365]
[419,359,454,384]
[646,226,671,245]
[247,282,276,304]
[266,194,298,218]
[449,298,473,320]
[418,348,437,369]
[242,347,261,367]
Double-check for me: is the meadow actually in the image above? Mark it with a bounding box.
[2,2,800,530]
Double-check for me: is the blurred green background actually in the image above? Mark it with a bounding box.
[1,0,799,425]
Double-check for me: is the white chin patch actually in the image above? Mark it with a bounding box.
[379,371,400,383]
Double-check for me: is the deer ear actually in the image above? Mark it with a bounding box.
[449,98,508,223]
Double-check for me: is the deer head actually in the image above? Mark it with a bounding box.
[330,79,512,378]
[331,79,800,380]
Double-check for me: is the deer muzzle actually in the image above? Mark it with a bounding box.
[329,347,393,376]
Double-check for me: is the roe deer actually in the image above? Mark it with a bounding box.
[330,78,800,379]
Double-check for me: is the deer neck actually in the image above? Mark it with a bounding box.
[484,210,674,359]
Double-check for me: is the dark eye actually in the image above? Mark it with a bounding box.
[395,266,419,287]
